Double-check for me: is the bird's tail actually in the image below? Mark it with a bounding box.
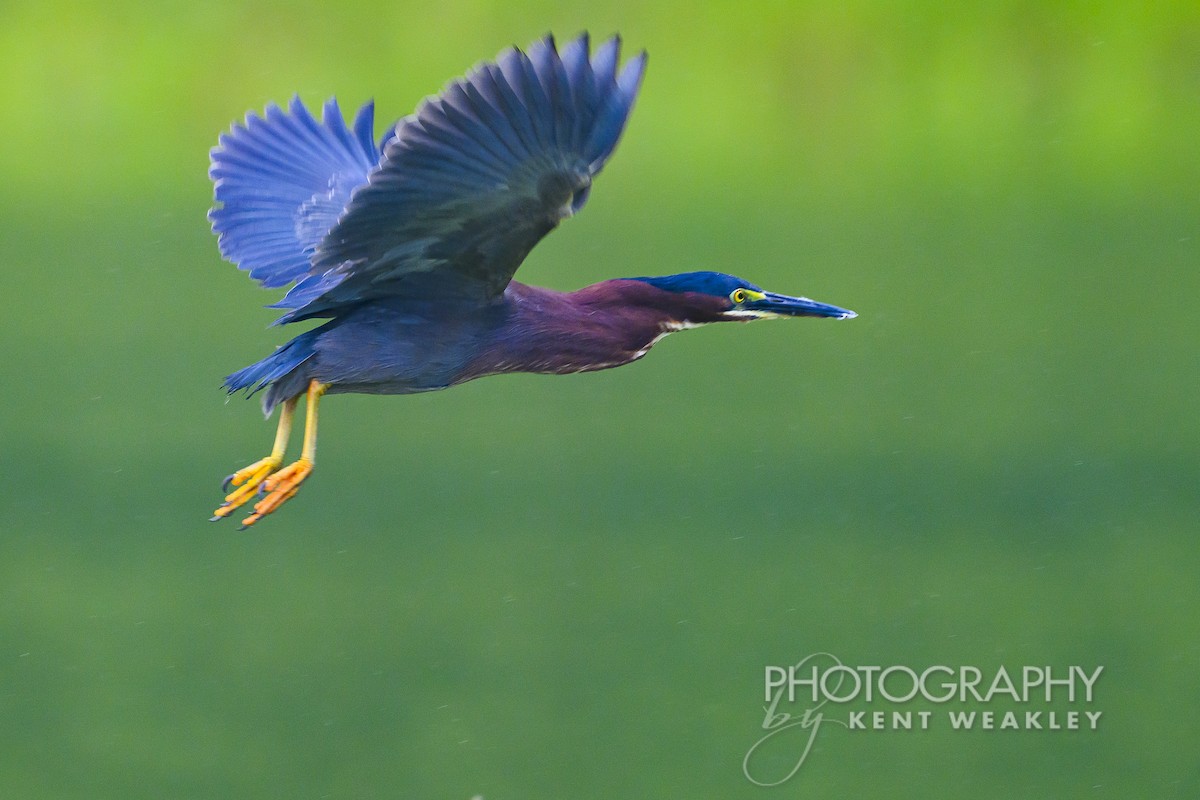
[223,333,317,415]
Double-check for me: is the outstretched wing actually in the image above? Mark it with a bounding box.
[208,98,392,288]
[272,33,647,323]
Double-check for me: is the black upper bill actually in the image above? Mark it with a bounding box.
[753,292,857,319]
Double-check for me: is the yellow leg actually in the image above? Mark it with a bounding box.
[211,396,296,521]
[239,380,328,529]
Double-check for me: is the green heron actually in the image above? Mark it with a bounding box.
[209,33,855,528]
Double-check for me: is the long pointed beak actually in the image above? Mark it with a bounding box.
[749,291,857,319]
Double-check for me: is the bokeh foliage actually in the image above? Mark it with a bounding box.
[2,1,1197,797]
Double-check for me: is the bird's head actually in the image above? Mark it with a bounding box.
[628,271,856,324]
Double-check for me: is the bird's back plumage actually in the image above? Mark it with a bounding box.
[208,33,647,327]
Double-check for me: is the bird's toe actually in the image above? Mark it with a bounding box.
[238,458,314,529]
[212,456,282,521]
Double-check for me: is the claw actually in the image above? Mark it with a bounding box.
[211,456,282,520]
[239,458,313,528]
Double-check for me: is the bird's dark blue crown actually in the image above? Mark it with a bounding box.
[629,271,762,297]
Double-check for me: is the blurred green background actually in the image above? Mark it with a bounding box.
[2,1,1197,797]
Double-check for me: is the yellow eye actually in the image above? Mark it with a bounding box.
[731,289,747,304]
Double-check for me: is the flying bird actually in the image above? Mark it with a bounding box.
[209,33,855,528]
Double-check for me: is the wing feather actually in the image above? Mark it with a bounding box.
[276,33,646,322]
[208,98,386,288]
[208,33,646,323]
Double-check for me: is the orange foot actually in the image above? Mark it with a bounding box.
[238,458,314,530]
[211,456,282,522]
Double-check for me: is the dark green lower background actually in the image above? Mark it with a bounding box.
[2,2,1197,797]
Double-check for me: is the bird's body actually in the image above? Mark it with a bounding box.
[208,33,855,527]
[243,278,733,411]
